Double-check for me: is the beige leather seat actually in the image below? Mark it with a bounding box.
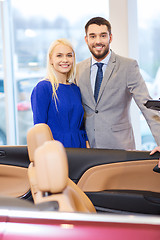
[34,140,96,213]
[27,123,54,202]
[27,123,96,213]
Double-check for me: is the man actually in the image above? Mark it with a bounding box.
[76,17,160,149]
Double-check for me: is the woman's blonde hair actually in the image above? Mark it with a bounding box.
[45,38,76,101]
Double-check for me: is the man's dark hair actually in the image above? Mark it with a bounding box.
[85,17,111,35]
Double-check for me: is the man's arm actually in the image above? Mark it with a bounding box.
[127,60,160,146]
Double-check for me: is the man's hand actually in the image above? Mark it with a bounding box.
[150,146,160,167]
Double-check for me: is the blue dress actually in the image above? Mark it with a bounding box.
[31,80,87,148]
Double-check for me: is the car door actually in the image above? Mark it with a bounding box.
[66,148,160,215]
[0,146,31,199]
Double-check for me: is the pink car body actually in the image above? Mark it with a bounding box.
[0,210,160,240]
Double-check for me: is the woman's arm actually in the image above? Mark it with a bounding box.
[31,81,51,124]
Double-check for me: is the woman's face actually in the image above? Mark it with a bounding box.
[50,43,74,76]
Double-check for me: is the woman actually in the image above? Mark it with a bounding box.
[31,38,89,148]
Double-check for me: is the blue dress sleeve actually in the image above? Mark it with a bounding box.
[76,85,88,141]
[31,81,52,124]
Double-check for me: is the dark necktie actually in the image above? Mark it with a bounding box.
[94,63,104,102]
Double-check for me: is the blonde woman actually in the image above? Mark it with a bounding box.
[31,38,89,148]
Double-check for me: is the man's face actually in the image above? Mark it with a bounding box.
[85,24,112,62]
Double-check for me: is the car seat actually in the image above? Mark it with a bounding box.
[27,123,54,202]
[27,123,96,213]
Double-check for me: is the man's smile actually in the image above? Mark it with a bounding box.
[94,45,105,51]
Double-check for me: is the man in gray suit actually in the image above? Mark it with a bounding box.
[76,17,160,150]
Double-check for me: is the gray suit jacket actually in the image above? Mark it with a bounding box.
[76,51,160,150]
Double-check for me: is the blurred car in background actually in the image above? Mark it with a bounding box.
[0,75,42,145]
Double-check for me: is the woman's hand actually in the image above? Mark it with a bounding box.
[86,141,90,148]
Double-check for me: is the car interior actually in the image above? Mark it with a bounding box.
[0,123,160,215]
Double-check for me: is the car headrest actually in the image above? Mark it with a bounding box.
[34,140,68,193]
[27,123,53,163]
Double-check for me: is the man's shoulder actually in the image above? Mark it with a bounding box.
[76,58,91,84]
[112,51,137,65]
[77,58,91,67]
[76,58,91,78]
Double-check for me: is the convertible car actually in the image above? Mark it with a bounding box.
[0,123,160,239]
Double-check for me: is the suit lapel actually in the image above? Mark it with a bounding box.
[96,51,116,104]
[84,58,96,105]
